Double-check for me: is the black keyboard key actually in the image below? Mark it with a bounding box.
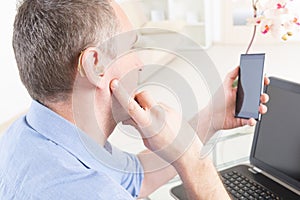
[244,192,250,197]
[238,189,244,194]
[255,189,263,193]
[249,196,255,200]
[253,192,260,198]
[234,193,242,198]
[248,189,254,194]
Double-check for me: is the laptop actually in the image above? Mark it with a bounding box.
[170,77,300,200]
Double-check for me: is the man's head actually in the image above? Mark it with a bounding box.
[13,0,120,104]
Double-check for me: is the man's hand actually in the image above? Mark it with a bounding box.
[213,67,270,130]
[189,67,270,143]
[110,79,197,162]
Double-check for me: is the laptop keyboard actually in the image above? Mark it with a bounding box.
[221,171,280,200]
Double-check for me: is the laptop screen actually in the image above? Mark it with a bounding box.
[251,77,300,190]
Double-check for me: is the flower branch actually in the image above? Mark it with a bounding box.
[246,0,259,54]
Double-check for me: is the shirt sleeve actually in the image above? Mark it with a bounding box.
[18,168,136,200]
[107,142,144,198]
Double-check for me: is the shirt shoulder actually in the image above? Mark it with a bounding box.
[0,117,135,199]
[0,113,142,199]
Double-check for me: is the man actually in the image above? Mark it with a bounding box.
[0,0,269,199]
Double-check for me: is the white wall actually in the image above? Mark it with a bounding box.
[0,1,31,125]
[207,42,300,84]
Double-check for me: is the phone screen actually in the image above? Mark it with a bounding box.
[235,53,265,120]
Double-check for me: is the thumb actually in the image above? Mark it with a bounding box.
[225,66,239,87]
[227,66,239,82]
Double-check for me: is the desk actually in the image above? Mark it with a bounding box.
[147,126,254,200]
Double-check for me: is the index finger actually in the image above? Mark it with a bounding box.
[110,79,150,126]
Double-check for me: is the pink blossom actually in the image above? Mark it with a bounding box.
[248,0,300,40]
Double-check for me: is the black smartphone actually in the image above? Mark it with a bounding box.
[235,53,265,120]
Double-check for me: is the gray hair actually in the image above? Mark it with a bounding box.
[13,0,120,103]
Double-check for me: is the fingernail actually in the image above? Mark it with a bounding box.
[111,80,119,89]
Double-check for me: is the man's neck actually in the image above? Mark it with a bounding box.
[45,85,112,146]
[46,100,75,124]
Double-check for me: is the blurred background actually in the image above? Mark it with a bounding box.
[2,0,300,127]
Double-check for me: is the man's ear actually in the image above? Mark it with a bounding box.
[79,47,105,87]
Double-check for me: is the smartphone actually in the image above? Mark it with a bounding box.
[235,53,265,120]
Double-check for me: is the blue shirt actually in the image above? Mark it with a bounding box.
[0,101,144,199]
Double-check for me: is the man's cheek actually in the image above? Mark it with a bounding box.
[119,68,139,95]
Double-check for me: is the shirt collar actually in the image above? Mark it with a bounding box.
[25,100,121,170]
